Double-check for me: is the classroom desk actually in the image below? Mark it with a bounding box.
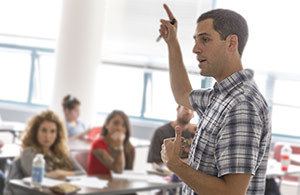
[0,143,21,171]
[0,143,21,160]
[9,171,182,195]
[0,121,25,143]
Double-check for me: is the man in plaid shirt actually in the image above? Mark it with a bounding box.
[159,4,271,195]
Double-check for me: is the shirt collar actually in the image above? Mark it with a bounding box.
[213,69,254,94]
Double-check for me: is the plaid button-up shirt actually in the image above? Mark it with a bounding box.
[184,69,271,195]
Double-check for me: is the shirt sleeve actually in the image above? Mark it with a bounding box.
[20,147,36,176]
[92,139,106,150]
[189,89,213,115]
[215,101,263,177]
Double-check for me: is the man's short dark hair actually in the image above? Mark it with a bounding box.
[197,9,248,56]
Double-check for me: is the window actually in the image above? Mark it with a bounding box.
[143,70,177,120]
[216,0,300,137]
[271,79,300,136]
[95,64,144,117]
[0,48,31,102]
[0,0,61,40]
[143,69,204,121]
[0,0,61,105]
[31,52,56,105]
[102,0,211,71]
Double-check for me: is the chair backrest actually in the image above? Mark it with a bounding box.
[3,158,25,195]
[72,151,89,172]
[86,126,102,142]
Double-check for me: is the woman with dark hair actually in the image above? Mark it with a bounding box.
[62,94,90,140]
[87,110,135,175]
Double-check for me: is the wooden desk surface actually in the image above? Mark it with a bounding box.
[10,172,181,195]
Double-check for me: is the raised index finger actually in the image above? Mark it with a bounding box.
[163,4,175,20]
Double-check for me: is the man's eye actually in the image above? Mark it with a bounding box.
[201,37,210,43]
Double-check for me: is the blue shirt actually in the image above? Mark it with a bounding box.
[66,120,86,137]
[185,69,272,195]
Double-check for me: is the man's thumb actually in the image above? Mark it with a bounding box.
[174,125,182,143]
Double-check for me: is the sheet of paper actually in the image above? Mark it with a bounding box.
[22,177,65,187]
[69,176,108,189]
[112,171,168,183]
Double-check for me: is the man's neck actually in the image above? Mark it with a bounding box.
[215,61,243,82]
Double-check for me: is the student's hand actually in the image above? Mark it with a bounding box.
[109,131,125,148]
[46,170,71,180]
[161,126,182,171]
[159,4,178,44]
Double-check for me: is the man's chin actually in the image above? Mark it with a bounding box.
[200,69,207,76]
[199,69,209,76]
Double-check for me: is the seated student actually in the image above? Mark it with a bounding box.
[147,105,195,169]
[62,94,91,140]
[87,110,135,175]
[8,110,84,179]
[4,110,84,194]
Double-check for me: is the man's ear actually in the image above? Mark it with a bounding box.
[226,34,239,53]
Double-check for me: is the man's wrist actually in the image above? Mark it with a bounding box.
[167,157,184,173]
[167,38,179,47]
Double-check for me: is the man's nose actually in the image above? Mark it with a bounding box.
[193,43,202,54]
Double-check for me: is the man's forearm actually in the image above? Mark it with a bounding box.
[169,160,230,195]
[167,40,193,109]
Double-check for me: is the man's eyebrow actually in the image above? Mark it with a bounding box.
[193,32,211,39]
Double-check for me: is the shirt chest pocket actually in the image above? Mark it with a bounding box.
[199,111,222,135]
[189,113,221,167]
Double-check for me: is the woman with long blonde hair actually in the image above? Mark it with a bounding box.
[20,110,84,179]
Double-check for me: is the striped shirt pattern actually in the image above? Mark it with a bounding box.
[184,69,272,195]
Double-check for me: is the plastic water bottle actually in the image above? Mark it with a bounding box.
[280,144,292,172]
[31,154,45,188]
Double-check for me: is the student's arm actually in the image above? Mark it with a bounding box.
[19,147,36,176]
[92,148,125,173]
[46,156,86,179]
[161,128,251,195]
[159,4,193,109]
[46,170,75,180]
